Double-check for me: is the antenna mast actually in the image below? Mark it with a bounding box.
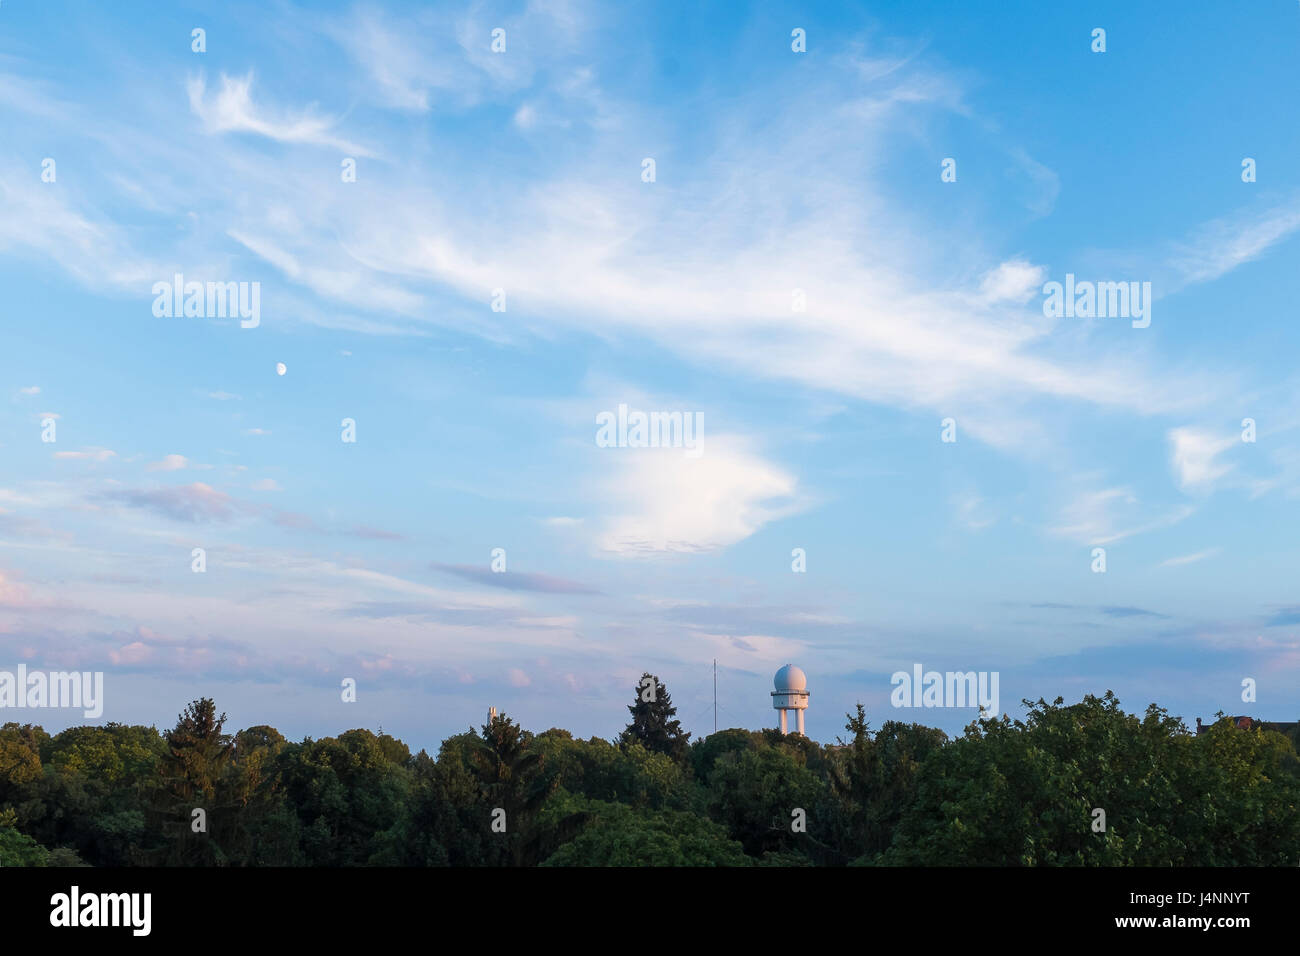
[713,659,717,734]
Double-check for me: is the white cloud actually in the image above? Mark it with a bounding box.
[2,28,1228,467]
[977,259,1046,305]
[0,12,1254,505]
[697,631,810,666]
[1051,487,1193,546]
[251,478,282,491]
[1169,427,1237,493]
[228,230,425,316]
[187,72,374,156]
[329,9,468,111]
[147,454,189,472]
[596,437,803,555]
[215,113,1205,447]
[53,447,115,462]
[0,168,158,288]
[1008,147,1061,217]
[1168,200,1300,287]
[513,103,537,128]
[543,516,583,527]
[1051,488,1136,544]
[1158,548,1220,568]
[952,493,996,531]
[328,3,586,114]
[0,569,35,608]
[109,641,152,665]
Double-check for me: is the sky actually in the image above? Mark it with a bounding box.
[2,0,1299,752]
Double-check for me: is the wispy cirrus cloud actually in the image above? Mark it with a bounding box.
[348,524,404,541]
[100,482,241,523]
[1266,607,1300,628]
[1050,486,1194,546]
[429,562,599,594]
[326,1,588,113]
[1101,606,1170,620]
[0,509,71,543]
[1024,602,1169,620]
[196,33,1214,454]
[187,72,375,156]
[271,510,318,531]
[1166,199,1300,288]
[1159,548,1220,568]
[0,168,158,289]
[53,447,116,462]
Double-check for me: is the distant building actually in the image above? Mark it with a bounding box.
[772,664,810,736]
[1195,716,1299,736]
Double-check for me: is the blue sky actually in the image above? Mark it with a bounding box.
[2,0,1299,750]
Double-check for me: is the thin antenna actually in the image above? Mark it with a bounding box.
[713,659,717,734]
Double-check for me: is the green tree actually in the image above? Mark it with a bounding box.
[533,730,621,802]
[217,724,299,866]
[541,799,748,866]
[613,741,692,810]
[880,693,1300,866]
[275,729,410,866]
[706,740,824,857]
[43,723,163,784]
[690,728,757,779]
[827,706,947,861]
[30,724,163,866]
[470,713,558,866]
[0,723,44,801]
[161,699,234,799]
[0,808,86,866]
[0,819,50,866]
[148,698,237,865]
[618,673,690,762]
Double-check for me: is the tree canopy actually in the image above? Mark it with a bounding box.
[618,673,691,761]
[2,688,1297,867]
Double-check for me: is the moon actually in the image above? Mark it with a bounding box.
[276,363,287,376]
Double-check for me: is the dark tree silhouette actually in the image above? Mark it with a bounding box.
[472,713,559,865]
[619,673,690,761]
[149,698,236,865]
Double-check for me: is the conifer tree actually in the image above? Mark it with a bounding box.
[471,713,557,865]
[619,673,690,761]
[149,697,237,865]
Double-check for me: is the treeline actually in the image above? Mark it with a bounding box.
[1,678,1298,866]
